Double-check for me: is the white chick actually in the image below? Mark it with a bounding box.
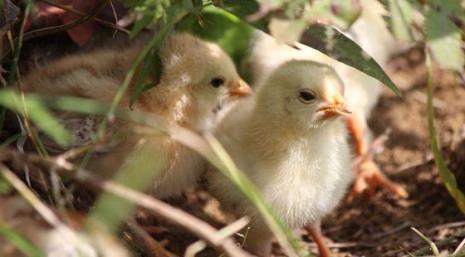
[21,33,251,199]
[247,0,407,199]
[208,60,352,256]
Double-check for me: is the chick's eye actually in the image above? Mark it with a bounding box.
[298,90,316,103]
[210,77,225,88]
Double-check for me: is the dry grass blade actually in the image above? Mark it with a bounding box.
[185,217,250,257]
[203,134,302,257]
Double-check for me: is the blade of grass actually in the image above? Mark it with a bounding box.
[411,227,440,256]
[86,141,169,234]
[203,134,303,257]
[8,1,50,157]
[425,52,465,214]
[0,90,70,147]
[0,224,45,257]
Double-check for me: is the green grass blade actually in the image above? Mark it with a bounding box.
[411,227,440,256]
[0,90,70,146]
[86,143,168,234]
[204,134,305,257]
[0,224,45,257]
[425,52,465,214]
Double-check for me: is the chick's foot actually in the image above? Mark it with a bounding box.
[349,158,408,200]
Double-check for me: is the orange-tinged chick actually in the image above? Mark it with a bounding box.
[21,33,251,198]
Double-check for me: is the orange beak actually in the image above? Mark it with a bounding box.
[317,102,351,120]
[228,79,252,97]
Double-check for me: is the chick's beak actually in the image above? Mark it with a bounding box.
[228,79,252,97]
[317,101,352,120]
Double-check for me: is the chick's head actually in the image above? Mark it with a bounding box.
[256,60,351,131]
[160,33,251,130]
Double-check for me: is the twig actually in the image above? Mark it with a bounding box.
[185,217,250,257]
[393,153,434,176]
[125,221,177,257]
[429,221,465,233]
[38,0,130,34]
[0,149,253,257]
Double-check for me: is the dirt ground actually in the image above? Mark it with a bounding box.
[6,36,465,257]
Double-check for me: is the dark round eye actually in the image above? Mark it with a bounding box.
[210,77,225,88]
[298,90,316,103]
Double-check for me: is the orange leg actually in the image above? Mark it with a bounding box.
[346,115,408,200]
[305,226,331,257]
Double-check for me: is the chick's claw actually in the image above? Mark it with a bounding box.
[349,159,408,200]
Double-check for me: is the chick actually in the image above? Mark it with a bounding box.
[208,60,352,256]
[246,0,407,199]
[21,33,251,198]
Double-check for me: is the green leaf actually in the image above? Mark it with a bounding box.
[388,0,415,41]
[216,1,401,96]
[425,2,465,72]
[87,142,168,233]
[0,224,45,257]
[300,24,401,96]
[176,5,255,67]
[426,53,465,215]
[0,90,70,146]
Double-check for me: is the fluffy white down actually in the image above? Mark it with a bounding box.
[209,95,351,229]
